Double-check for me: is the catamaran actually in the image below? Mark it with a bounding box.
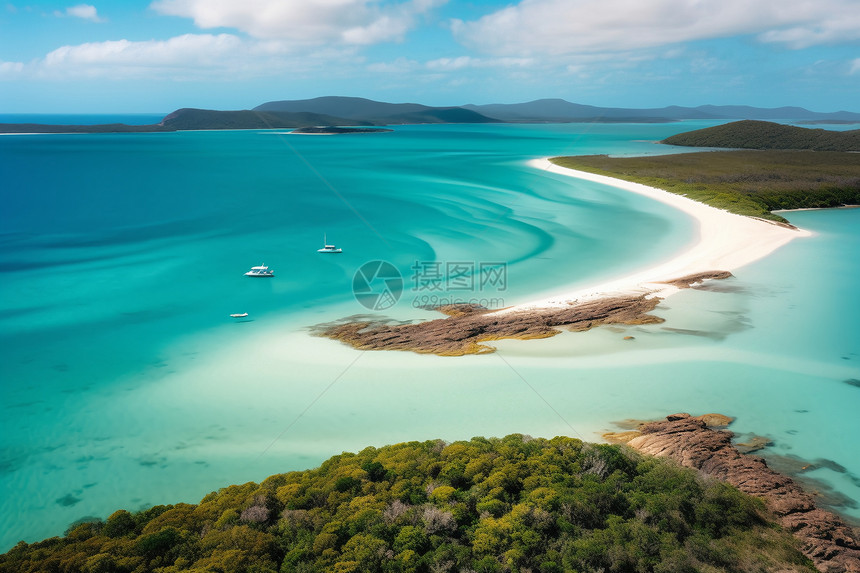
[317,234,342,253]
[244,264,274,277]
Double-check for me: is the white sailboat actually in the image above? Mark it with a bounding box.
[317,233,342,253]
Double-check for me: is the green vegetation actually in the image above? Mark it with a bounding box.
[662,120,860,151]
[158,109,366,130]
[1,435,814,573]
[552,150,860,223]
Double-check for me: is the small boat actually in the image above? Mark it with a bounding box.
[317,234,342,254]
[230,313,249,318]
[244,264,274,277]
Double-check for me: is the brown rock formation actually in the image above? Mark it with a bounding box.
[627,414,860,573]
[316,270,738,356]
[316,294,664,356]
[602,412,734,444]
[660,270,734,288]
[736,434,774,453]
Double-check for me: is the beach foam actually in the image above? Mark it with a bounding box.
[506,159,812,310]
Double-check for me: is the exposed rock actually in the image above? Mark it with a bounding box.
[603,413,733,446]
[316,270,738,356]
[661,270,734,288]
[601,430,642,444]
[627,414,860,572]
[623,335,635,340]
[736,434,774,453]
[317,295,664,356]
[695,413,735,428]
[610,418,651,430]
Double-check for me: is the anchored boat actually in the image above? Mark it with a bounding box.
[244,264,274,277]
[317,234,342,254]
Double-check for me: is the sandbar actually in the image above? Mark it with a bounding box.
[316,157,812,355]
[506,158,812,310]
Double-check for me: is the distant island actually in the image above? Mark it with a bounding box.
[2,96,859,134]
[290,126,394,135]
[662,120,860,152]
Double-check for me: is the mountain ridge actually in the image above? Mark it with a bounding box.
[461,98,860,122]
[2,97,859,133]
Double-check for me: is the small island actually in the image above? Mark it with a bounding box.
[290,126,394,135]
[661,120,860,152]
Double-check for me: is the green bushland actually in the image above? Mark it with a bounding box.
[551,150,860,223]
[1,435,814,573]
[661,120,860,152]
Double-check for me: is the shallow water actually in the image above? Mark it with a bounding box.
[0,123,857,549]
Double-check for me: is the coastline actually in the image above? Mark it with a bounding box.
[317,156,814,355]
[506,158,813,310]
[618,413,860,572]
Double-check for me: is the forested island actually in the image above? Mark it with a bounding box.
[552,149,860,223]
[662,120,860,152]
[0,432,817,573]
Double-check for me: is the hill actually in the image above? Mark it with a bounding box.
[464,100,860,123]
[0,434,814,573]
[464,99,712,122]
[253,96,499,124]
[158,108,366,130]
[662,120,860,151]
[254,96,429,119]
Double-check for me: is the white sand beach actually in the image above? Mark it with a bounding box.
[507,158,813,310]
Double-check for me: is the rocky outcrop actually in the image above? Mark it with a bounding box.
[660,270,733,288]
[316,294,664,356]
[627,414,860,573]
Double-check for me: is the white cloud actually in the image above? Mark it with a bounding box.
[452,0,860,56]
[40,34,245,77]
[0,60,25,78]
[426,56,476,71]
[62,4,105,22]
[759,15,860,49]
[425,56,533,71]
[150,0,445,45]
[23,33,367,81]
[367,57,420,73]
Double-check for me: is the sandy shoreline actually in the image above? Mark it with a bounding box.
[318,157,814,355]
[505,158,813,310]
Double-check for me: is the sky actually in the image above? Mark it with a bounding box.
[1,0,859,114]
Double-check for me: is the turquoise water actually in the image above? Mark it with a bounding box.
[1,123,858,550]
[0,113,166,125]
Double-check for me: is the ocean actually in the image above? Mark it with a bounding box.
[0,122,857,550]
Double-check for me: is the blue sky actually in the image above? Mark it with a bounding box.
[1,0,858,113]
